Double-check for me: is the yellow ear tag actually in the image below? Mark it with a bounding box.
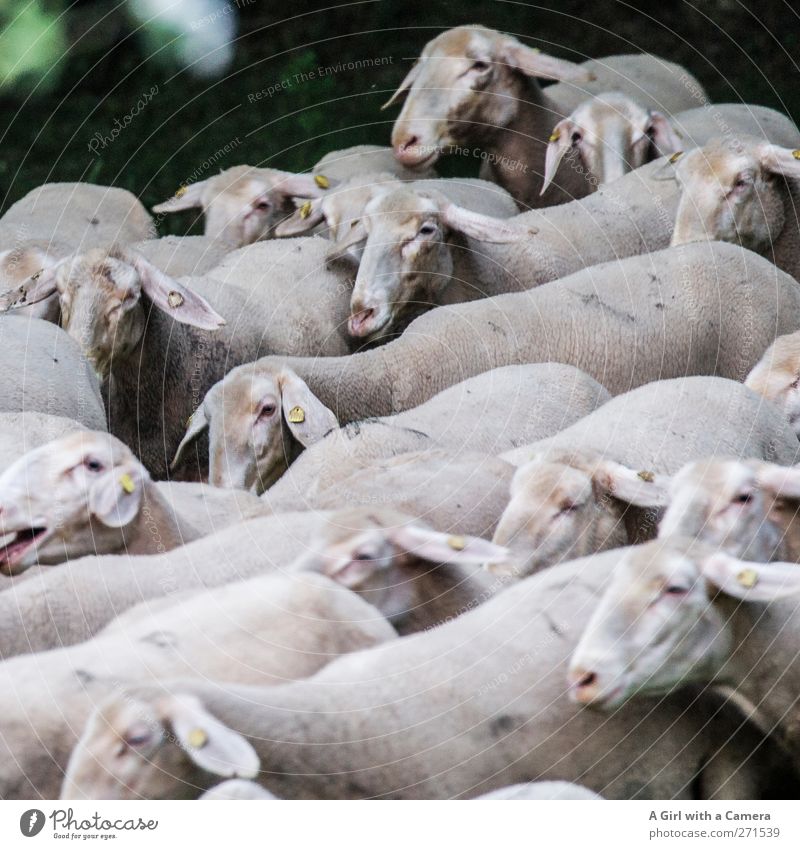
[314,174,330,189]
[669,151,684,164]
[736,568,759,589]
[447,535,466,551]
[175,185,188,198]
[299,200,313,219]
[637,470,655,482]
[119,473,136,494]
[187,728,208,749]
[167,291,184,309]
[548,131,560,143]
[288,405,305,424]
[792,150,800,160]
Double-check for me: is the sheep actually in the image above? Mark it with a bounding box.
[386,25,708,208]
[0,182,155,253]
[0,491,511,657]
[745,330,800,436]
[176,362,609,496]
[312,144,438,182]
[200,780,278,800]
[0,411,90,473]
[491,377,799,577]
[0,316,106,430]
[541,95,800,194]
[223,241,800,426]
[567,537,800,768]
[327,158,683,341]
[151,166,327,247]
[669,138,800,280]
[277,173,518,249]
[0,431,264,576]
[476,782,603,800]
[0,240,354,478]
[150,147,437,248]
[656,457,800,563]
[0,570,396,799]
[132,234,232,277]
[286,505,511,635]
[60,547,800,800]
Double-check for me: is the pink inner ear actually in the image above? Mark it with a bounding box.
[327,557,376,589]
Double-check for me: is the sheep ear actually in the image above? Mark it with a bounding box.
[759,143,800,179]
[88,462,146,529]
[501,40,594,83]
[593,460,671,508]
[701,552,800,602]
[272,172,329,200]
[166,695,260,779]
[279,369,337,447]
[170,406,209,472]
[274,200,326,237]
[382,61,420,109]
[326,220,368,264]
[541,119,575,195]
[323,532,383,589]
[645,112,682,155]
[152,181,208,214]
[125,253,226,330]
[0,260,63,311]
[387,524,512,565]
[440,203,525,243]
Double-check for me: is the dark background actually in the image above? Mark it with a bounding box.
[1,0,798,233]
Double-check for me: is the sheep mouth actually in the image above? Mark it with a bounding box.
[0,527,48,574]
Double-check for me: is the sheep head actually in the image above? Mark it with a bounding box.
[171,364,337,494]
[490,451,670,578]
[0,431,149,574]
[0,247,225,380]
[670,137,800,252]
[542,91,681,194]
[61,690,259,800]
[153,165,327,247]
[387,25,594,168]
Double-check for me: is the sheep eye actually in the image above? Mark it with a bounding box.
[418,223,437,238]
[84,457,104,473]
[558,503,578,516]
[733,492,753,505]
[352,549,374,562]
[664,585,688,596]
[471,60,490,72]
[254,200,271,211]
[258,403,277,419]
[571,132,582,146]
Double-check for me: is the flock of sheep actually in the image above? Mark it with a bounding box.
[2,23,800,801]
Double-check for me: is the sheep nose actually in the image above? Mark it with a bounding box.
[348,308,375,337]
[568,667,600,704]
[394,135,422,163]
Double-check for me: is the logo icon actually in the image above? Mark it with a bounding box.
[19,810,46,837]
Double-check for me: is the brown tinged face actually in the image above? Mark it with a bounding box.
[171,366,338,494]
[670,138,800,252]
[0,248,225,381]
[387,25,593,168]
[329,187,524,341]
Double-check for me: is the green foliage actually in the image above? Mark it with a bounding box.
[0,0,68,94]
